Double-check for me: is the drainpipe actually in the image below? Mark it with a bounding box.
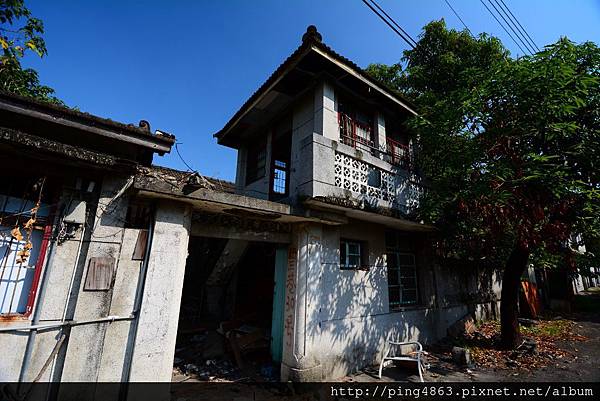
[120,212,155,389]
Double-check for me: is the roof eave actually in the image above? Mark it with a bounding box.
[214,36,419,143]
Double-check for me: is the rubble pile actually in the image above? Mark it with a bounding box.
[172,325,278,382]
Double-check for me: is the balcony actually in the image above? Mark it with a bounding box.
[296,132,421,216]
[338,112,413,171]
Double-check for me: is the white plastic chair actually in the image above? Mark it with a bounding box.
[378,341,425,382]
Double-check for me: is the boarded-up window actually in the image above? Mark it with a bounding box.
[132,229,149,260]
[84,256,115,291]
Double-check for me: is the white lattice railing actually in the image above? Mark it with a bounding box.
[334,152,397,204]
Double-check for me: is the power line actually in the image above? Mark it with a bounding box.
[489,0,536,54]
[360,0,417,48]
[497,0,540,52]
[368,0,418,47]
[443,0,473,37]
[479,0,528,56]
[175,142,197,173]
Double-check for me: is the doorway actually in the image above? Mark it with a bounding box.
[173,238,287,382]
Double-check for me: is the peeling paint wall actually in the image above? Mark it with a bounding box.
[0,175,195,386]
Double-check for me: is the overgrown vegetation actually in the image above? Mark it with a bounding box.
[0,0,62,104]
[367,20,600,348]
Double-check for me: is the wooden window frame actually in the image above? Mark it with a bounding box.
[387,251,418,308]
[340,239,369,271]
[0,198,55,318]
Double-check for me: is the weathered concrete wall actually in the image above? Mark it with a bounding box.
[281,220,502,381]
[60,176,132,382]
[0,175,193,387]
[128,200,191,382]
[288,91,316,203]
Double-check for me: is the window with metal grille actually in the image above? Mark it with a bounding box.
[0,178,52,316]
[340,239,368,270]
[269,123,291,200]
[271,160,288,195]
[386,252,418,307]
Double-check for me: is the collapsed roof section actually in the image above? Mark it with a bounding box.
[214,25,417,148]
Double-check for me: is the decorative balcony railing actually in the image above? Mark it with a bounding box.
[333,151,421,212]
[385,137,412,170]
[338,112,376,153]
[334,152,398,204]
[338,112,414,171]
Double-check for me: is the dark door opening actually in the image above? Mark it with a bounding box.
[174,238,285,382]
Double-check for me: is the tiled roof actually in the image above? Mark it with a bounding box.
[146,165,236,194]
[0,90,175,143]
[214,25,417,140]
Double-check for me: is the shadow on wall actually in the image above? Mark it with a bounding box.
[297,226,502,380]
[298,225,437,380]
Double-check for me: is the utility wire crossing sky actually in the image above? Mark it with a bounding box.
[24,0,600,181]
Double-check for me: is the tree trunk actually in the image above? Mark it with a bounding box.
[500,244,530,349]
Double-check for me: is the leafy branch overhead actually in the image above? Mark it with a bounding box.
[0,0,62,104]
[367,20,600,348]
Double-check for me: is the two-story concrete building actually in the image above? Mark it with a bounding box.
[0,26,500,390]
[205,25,500,381]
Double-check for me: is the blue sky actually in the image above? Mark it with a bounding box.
[24,0,600,181]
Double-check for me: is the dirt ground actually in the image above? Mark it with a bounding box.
[168,290,599,400]
[346,289,600,383]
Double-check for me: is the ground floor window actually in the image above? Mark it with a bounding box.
[386,252,418,307]
[340,239,367,270]
[0,177,51,316]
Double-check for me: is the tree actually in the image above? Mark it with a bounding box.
[0,0,61,104]
[368,21,600,348]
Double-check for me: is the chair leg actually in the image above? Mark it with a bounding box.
[379,348,391,379]
[417,357,424,382]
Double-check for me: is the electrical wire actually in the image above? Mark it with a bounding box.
[479,0,529,56]
[497,0,540,52]
[360,0,416,49]
[489,0,536,54]
[367,0,418,47]
[443,0,473,37]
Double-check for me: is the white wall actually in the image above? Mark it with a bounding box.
[281,220,502,381]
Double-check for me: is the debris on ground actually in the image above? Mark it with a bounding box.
[462,319,588,372]
[447,315,476,338]
[451,346,472,366]
[172,321,277,383]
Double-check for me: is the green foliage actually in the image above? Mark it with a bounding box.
[368,20,600,272]
[0,0,62,104]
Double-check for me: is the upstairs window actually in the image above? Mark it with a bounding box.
[245,140,266,185]
[340,239,368,270]
[338,100,375,152]
[270,120,292,200]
